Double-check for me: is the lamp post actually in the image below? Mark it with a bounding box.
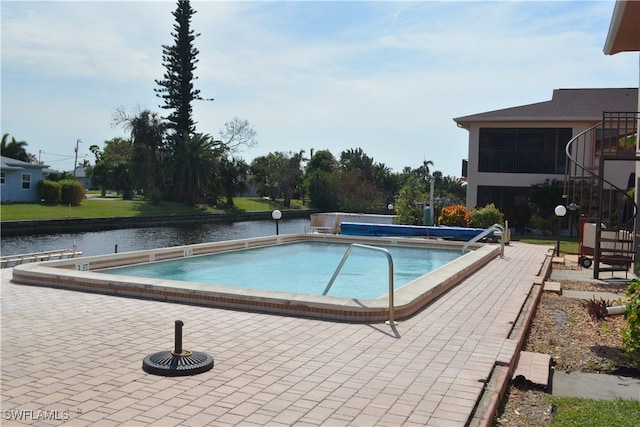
[272,209,282,235]
[554,204,567,256]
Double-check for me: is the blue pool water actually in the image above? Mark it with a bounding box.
[103,242,460,299]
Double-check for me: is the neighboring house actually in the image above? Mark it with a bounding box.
[454,87,639,226]
[0,156,49,203]
[72,166,92,190]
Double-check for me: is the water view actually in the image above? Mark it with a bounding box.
[0,218,310,257]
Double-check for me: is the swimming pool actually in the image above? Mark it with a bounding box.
[101,242,460,299]
[11,234,500,322]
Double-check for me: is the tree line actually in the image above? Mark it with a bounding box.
[1,1,466,221]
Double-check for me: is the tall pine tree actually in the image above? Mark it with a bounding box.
[155,0,203,146]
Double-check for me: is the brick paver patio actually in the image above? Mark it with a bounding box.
[1,242,551,426]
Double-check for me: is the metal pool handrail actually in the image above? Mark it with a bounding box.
[323,243,395,324]
[462,223,505,256]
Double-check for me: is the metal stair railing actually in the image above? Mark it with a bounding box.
[462,224,505,256]
[563,112,639,278]
[323,243,396,324]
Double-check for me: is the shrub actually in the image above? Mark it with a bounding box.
[394,177,428,225]
[530,213,554,234]
[469,203,504,228]
[581,297,614,320]
[59,179,86,206]
[621,279,640,369]
[38,180,62,204]
[438,204,470,227]
[147,189,163,205]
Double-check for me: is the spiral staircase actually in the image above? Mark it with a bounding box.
[563,111,640,279]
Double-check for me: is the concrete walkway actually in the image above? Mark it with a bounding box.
[552,372,640,400]
[1,242,550,426]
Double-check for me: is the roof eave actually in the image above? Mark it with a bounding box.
[454,116,603,126]
[604,1,640,55]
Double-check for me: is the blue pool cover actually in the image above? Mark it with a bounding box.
[340,222,492,240]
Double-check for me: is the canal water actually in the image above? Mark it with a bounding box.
[0,218,311,257]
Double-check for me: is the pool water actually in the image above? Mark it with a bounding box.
[103,241,460,299]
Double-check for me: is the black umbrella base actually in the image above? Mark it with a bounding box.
[142,349,214,377]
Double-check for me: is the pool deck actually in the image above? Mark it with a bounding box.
[1,241,551,426]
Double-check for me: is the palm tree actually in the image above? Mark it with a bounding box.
[1,133,32,162]
[170,133,220,204]
[125,111,167,196]
[220,157,249,207]
[413,160,434,190]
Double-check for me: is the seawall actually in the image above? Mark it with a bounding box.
[1,210,315,237]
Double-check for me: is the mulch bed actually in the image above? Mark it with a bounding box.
[494,268,639,426]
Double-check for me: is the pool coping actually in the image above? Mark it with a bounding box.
[11,233,500,323]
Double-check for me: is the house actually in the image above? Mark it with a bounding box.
[72,166,92,190]
[1,156,50,203]
[453,87,639,227]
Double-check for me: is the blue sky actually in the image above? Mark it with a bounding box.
[2,1,638,177]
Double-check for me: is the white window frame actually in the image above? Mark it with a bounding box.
[21,173,31,190]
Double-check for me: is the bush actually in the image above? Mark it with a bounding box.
[38,180,62,204]
[621,279,640,369]
[394,177,428,225]
[469,203,504,228]
[147,189,163,205]
[438,205,470,227]
[59,179,86,206]
[581,297,614,320]
[530,213,554,234]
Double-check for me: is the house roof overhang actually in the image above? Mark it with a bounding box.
[1,156,49,171]
[604,1,640,55]
[453,88,639,130]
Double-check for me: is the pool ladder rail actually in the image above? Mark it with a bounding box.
[462,224,505,257]
[323,243,396,325]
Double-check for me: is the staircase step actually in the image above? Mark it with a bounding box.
[600,238,634,243]
[599,256,633,264]
[512,351,552,389]
[599,266,630,272]
[600,250,635,255]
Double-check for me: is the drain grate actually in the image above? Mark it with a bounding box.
[142,320,214,377]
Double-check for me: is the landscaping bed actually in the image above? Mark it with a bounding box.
[494,274,639,426]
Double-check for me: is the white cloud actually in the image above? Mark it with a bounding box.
[2,1,638,177]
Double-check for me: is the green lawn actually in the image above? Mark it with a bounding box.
[549,396,640,426]
[0,197,307,221]
[511,234,580,255]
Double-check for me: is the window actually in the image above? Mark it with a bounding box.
[21,173,31,190]
[0,172,5,184]
[477,185,531,229]
[478,128,571,174]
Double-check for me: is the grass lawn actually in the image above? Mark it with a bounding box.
[511,234,580,255]
[0,197,308,221]
[549,396,640,426]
